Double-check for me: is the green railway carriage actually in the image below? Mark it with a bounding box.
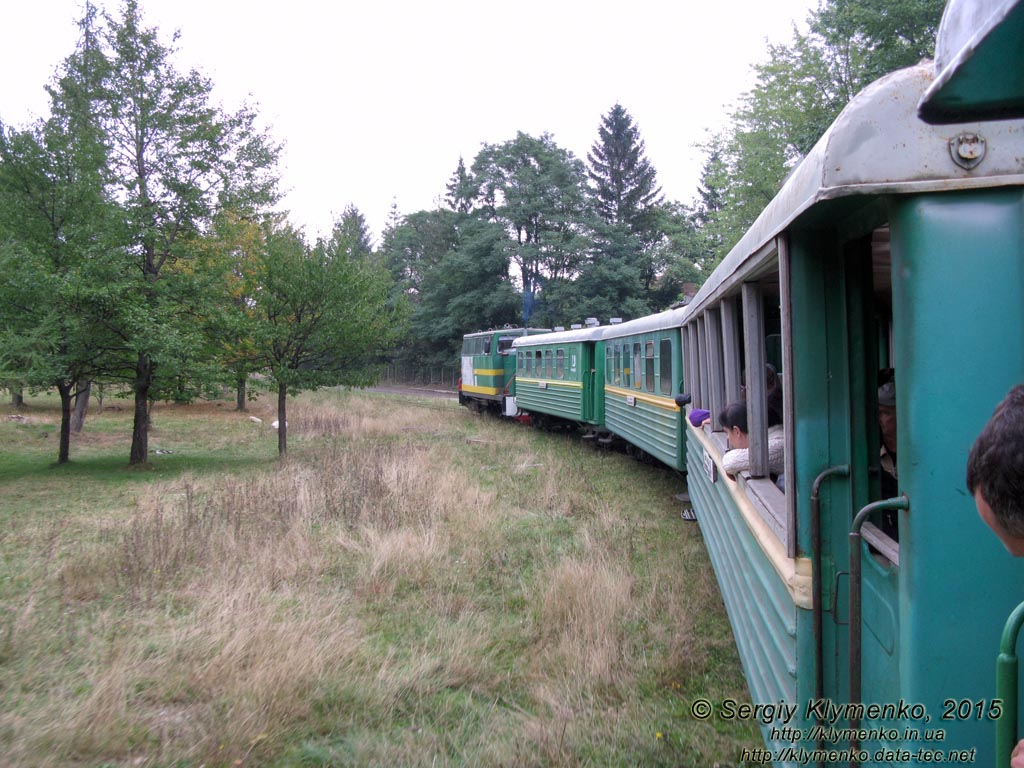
[678,50,1024,767]
[921,1,1024,762]
[458,327,549,415]
[600,308,687,471]
[510,325,606,428]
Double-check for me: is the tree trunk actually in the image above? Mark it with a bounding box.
[277,381,287,456]
[236,375,247,411]
[71,380,92,433]
[11,386,24,408]
[57,382,73,464]
[130,353,152,465]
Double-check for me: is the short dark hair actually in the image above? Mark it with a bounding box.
[967,384,1024,536]
[719,401,748,434]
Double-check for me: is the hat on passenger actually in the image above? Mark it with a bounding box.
[688,408,711,427]
[878,381,896,407]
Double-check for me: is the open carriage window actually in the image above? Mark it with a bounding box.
[684,237,796,555]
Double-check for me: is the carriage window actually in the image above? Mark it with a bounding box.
[660,338,672,395]
[535,350,542,375]
[645,342,655,392]
[622,345,630,386]
[498,336,515,354]
[556,349,565,379]
[544,350,553,378]
[683,238,794,555]
[483,338,491,354]
[633,343,642,389]
[613,346,620,385]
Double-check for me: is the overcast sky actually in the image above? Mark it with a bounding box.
[2,0,818,244]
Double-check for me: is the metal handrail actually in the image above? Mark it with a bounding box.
[997,601,1024,764]
[849,495,910,766]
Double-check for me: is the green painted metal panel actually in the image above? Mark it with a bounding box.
[887,189,1024,763]
[601,328,684,470]
[514,339,603,426]
[606,392,682,470]
[686,430,804,764]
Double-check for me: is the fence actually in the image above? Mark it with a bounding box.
[380,363,459,390]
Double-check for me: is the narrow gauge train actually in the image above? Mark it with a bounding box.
[457,327,549,415]
[458,1,1024,762]
[676,44,1024,765]
[510,322,608,432]
[510,309,690,469]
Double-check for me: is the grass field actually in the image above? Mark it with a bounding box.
[0,388,759,767]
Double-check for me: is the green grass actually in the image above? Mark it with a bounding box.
[0,388,759,767]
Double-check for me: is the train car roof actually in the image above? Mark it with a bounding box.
[463,327,549,339]
[919,0,1024,123]
[685,61,1024,319]
[599,306,689,340]
[511,325,606,346]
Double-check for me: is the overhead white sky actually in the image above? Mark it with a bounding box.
[2,0,818,245]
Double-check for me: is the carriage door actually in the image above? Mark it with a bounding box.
[841,226,903,754]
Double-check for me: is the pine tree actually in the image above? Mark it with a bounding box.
[329,203,374,257]
[444,157,474,214]
[586,104,662,232]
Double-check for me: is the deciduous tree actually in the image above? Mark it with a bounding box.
[250,220,404,456]
[469,132,592,324]
[0,2,115,464]
[96,0,280,464]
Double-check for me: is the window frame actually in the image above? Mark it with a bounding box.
[644,341,655,392]
[659,338,673,395]
[682,236,796,555]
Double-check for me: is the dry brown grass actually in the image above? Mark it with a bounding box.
[535,554,634,688]
[0,389,757,767]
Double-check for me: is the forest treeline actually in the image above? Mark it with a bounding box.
[380,0,945,368]
[0,0,945,465]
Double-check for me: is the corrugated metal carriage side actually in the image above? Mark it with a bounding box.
[599,308,688,471]
[679,52,1024,766]
[510,325,606,428]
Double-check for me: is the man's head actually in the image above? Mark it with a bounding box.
[878,379,897,454]
[967,384,1024,555]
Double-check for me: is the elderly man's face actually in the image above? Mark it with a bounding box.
[879,405,897,453]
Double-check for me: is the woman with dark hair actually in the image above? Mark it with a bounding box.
[718,400,785,478]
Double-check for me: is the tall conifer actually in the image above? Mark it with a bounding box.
[586,104,662,232]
